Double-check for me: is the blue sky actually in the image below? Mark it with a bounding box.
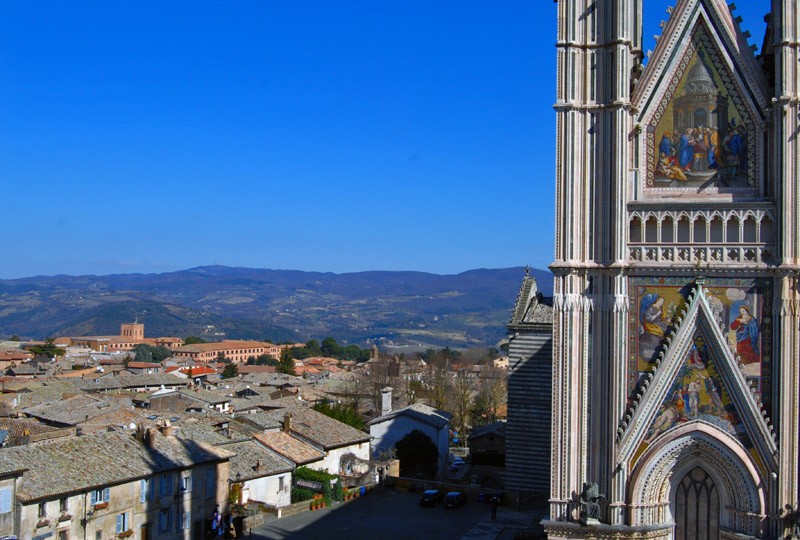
[0,2,769,278]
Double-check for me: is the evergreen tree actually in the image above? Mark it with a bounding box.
[278,347,296,375]
[221,363,239,379]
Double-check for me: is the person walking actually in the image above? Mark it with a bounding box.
[491,498,498,520]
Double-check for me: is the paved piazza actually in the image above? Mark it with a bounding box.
[249,488,534,540]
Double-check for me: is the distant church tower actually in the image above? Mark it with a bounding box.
[546,1,798,540]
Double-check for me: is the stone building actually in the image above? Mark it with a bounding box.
[0,428,232,539]
[544,1,799,540]
[505,270,552,495]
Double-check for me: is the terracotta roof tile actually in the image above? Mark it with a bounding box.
[253,431,324,465]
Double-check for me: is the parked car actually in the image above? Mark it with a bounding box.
[444,491,467,508]
[449,461,466,473]
[420,489,444,507]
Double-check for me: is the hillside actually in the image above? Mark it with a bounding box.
[0,266,553,349]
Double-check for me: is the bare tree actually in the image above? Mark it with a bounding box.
[426,365,451,412]
[451,370,473,439]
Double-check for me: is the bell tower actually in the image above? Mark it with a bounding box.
[545,1,798,539]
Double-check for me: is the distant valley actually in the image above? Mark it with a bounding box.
[0,266,553,349]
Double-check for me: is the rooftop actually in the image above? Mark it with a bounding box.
[0,430,233,502]
[253,431,324,465]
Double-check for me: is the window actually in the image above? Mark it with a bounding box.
[95,531,101,540]
[58,530,68,540]
[116,512,130,534]
[140,478,153,502]
[205,468,215,499]
[38,502,46,518]
[0,487,11,514]
[179,475,191,492]
[158,508,172,532]
[90,488,110,505]
[59,497,68,512]
[278,476,284,492]
[178,510,191,531]
[159,473,173,497]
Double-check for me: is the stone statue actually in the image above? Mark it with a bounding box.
[579,482,604,526]
[782,504,800,540]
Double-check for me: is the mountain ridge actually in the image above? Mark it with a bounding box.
[0,265,553,348]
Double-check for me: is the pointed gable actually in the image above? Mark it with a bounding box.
[619,281,777,475]
[632,0,769,194]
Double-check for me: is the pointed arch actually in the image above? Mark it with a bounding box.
[628,422,766,537]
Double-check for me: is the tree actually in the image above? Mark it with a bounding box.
[321,337,341,358]
[216,352,231,364]
[221,363,239,379]
[312,400,365,430]
[184,336,207,345]
[426,365,451,413]
[471,370,506,428]
[451,370,473,439]
[248,354,278,366]
[133,344,172,364]
[29,338,65,359]
[278,348,295,375]
[305,339,322,357]
[394,430,438,478]
[8,335,21,342]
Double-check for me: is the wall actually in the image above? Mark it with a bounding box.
[242,472,291,508]
[312,442,371,477]
[16,461,230,540]
[0,476,18,538]
[370,416,448,478]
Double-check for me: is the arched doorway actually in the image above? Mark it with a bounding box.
[673,466,719,540]
[628,423,766,538]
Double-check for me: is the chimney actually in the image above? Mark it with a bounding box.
[256,459,264,474]
[141,427,157,447]
[381,387,393,416]
[283,412,292,434]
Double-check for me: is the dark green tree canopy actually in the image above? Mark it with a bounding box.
[28,338,65,358]
[394,429,438,479]
[247,354,278,366]
[312,400,365,430]
[133,344,172,364]
[278,348,295,375]
[221,363,239,379]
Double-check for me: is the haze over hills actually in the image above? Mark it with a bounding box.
[0,266,553,349]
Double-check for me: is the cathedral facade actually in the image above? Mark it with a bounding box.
[546,1,799,539]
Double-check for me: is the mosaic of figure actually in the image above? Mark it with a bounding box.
[647,27,756,189]
[731,305,759,365]
[638,294,668,362]
[629,278,771,405]
[643,334,751,450]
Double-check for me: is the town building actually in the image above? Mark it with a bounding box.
[543,1,798,539]
[367,397,451,479]
[505,270,553,495]
[0,427,232,539]
[173,341,278,364]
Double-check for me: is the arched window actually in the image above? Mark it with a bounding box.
[726,217,739,243]
[674,467,719,540]
[629,217,642,243]
[661,216,674,243]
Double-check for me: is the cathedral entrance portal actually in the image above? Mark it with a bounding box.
[628,424,765,538]
[673,466,720,540]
